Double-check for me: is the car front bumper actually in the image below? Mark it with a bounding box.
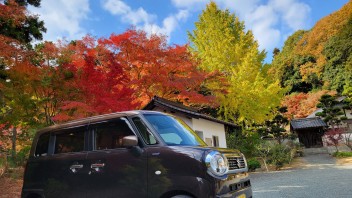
[215,172,252,198]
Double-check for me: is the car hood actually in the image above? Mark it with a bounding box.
[167,145,243,161]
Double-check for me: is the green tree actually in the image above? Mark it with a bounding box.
[270,1,352,94]
[258,107,290,144]
[295,1,352,80]
[188,2,284,124]
[270,30,322,93]
[0,62,40,158]
[315,95,348,152]
[315,94,346,126]
[0,0,46,44]
[0,0,46,157]
[323,17,352,92]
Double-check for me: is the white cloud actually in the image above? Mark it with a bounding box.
[171,0,207,10]
[139,10,189,42]
[218,0,260,17]
[231,0,310,52]
[124,7,156,25]
[29,0,90,41]
[102,0,131,15]
[171,0,261,18]
[171,0,310,54]
[102,0,189,41]
[102,0,155,25]
[248,5,281,51]
[269,0,311,30]
[176,9,189,21]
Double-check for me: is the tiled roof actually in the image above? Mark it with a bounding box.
[290,117,327,130]
[143,96,238,127]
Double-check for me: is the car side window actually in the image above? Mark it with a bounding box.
[54,128,85,154]
[132,117,157,145]
[35,133,50,157]
[94,118,135,150]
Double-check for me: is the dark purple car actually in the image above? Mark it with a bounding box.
[22,111,252,198]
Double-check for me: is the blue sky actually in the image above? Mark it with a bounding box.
[29,0,349,62]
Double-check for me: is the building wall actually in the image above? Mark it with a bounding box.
[344,109,352,119]
[308,108,352,119]
[149,107,227,148]
[192,118,227,148]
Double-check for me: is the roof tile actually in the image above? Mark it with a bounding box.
[290,117,327,130]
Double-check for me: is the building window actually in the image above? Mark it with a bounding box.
[195,130,204,140]
[205,138,212,147]
[212,135,219,147]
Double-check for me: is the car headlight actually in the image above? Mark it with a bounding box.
[205,151,229,176]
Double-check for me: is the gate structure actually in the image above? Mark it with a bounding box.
[290,118,327,148]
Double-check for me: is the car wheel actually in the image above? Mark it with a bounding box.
[171,195,192,198]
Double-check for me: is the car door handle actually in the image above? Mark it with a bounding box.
[91,163,105,168]
[91,163,105,172]
[70,164,83,173]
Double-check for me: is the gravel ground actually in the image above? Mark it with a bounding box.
[250,154,352,198]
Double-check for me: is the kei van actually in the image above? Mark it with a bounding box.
[22,110,252,198]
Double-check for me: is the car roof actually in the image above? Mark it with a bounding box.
[37,110,164,134]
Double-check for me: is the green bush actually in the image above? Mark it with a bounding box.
[268,144,292,169]
[227,130,262,158]
[17,146,31,166]
[333,151,352,158]
[8,145,31,167]
[0,156,5,167]
[247,158,261,171]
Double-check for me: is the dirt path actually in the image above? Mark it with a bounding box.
[0,168,24,198]
[0,177,22,198]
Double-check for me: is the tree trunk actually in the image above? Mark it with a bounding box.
[11,127,17,158]
[263,158,269,172]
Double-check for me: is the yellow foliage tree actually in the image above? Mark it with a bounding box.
[188,2,285,124]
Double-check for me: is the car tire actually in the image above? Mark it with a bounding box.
[171,195,192,198]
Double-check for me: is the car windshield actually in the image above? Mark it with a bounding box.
[143,114,206,146]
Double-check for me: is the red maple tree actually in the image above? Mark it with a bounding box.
[324,128,345,152]
[100,29,214,107]
[53,36,138,122]
[282,90,336,119]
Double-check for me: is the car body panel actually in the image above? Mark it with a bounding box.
[22,111,252,198]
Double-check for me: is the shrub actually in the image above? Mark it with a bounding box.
[247,158,261,171]
[332,151,352,158]
[227,129,262,158]
[0,156,5,167]
[255,141,275,171]
[268,144,292,169]
[16,146,31,166]
[7,145,31,167]
[324,128,344,152]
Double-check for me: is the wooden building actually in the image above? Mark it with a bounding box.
[290,117,327,148]
[143,96,238,148]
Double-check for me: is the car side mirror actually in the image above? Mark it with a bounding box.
[122,135,138,147]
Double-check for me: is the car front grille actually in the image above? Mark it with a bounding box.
[227,156,246,170]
